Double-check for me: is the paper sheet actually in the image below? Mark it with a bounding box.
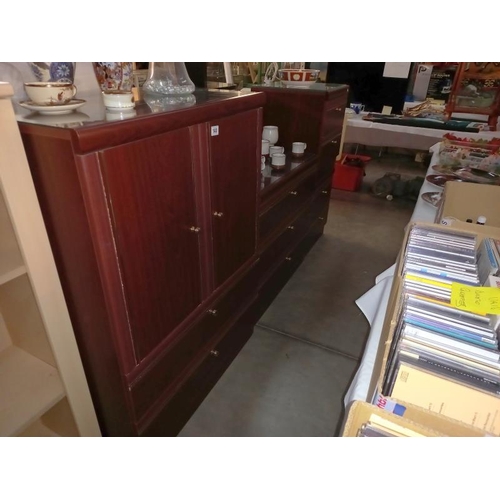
[450,283,500,315]
[383,62,411,79]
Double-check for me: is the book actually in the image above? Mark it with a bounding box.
[365,413,426,437]
[390,362,500,435]
[398,350,500,395]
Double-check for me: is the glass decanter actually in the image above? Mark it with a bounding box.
[142,62,195,95]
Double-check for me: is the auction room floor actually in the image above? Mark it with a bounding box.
[179,151,426,437]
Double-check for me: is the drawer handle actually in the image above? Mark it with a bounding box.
[287,225,295,230]
[210,350,220,357]
[318,217,325,221]
[213,211,224,218]
[335,107,342,111]
[207,309,218,316]
[190,226,201,233]
[331,140,338,144]
[321,190,328,195]
[285,256,292,261]
[289,191,298,196]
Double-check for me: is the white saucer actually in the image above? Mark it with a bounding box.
[19,99,86,115]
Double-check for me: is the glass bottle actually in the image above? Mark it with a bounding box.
[142,62,195,95]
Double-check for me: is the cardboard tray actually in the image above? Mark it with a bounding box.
[366,221,500,414]
[436,182,500,228]
[342,400,487,437]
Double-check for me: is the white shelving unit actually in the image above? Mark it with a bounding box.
[0,82,101,437]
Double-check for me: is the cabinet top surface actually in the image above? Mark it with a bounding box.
[251,82,348,95]
[14,88,264,130]
[15,88,266,154]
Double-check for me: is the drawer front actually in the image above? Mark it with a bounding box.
[259,170,315,242]
[257,202,312,284]
[320,95,346,143]
[309,180,331,224]
[316,136,340,187]
[139,305,256,436]
[129,266,257,421]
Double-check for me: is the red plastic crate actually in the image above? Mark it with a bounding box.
[332,154,371,192]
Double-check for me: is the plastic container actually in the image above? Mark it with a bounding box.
[332,154,371,192]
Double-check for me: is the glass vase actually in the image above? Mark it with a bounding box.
[142,62,195,96]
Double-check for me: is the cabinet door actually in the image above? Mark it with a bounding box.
[209,110,260,287]
[99,128,203,362]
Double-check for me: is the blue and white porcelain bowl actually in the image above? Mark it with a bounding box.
[27,62,76,83]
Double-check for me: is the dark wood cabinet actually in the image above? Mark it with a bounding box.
[18,90,265,436]
[251,83,348,313]
[16,84,347,436]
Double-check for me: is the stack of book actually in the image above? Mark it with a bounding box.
[381,226,500,435]
[357,413,425,437]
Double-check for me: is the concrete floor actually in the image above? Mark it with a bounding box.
[179,150,426,437]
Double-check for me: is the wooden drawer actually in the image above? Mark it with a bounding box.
[139,304,256,436]
[257,204,311,284]
[259,169,315,243]
[309,180,331,224]
[316,136,340,187]
[128,266,257,422]
[320,93,347,144]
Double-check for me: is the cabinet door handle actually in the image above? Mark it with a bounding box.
[289,191,298,196]
[213,211,224,218]
[318,217,325,221]
[321,190,328,195]
[189,226,201,233]
[287,225,295,230]
[331,140,338,144]
[335,107,342,111]
[285,256,292,261]
[207,309,218,316]
[210,349,219,357]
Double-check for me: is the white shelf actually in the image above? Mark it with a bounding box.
[17,419,61,437]
[0,345,65,436]
[0,265,26,287]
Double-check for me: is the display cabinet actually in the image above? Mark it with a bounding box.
[17,89,265,436]
[14,84,347,436]
[445,62,500,130]
[251,83,349,314]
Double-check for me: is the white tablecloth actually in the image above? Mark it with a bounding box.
[344,112,500,151]
[343,143,443,407]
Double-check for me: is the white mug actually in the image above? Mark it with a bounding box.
[261,139,270,155]
[261,156,266,171]
[271,153,286,167]
[262,125,279,146]
[269,145,284,156]
[292,142,307,156]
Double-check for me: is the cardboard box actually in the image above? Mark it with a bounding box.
[366,221,500,432]
[342,400,486,437]
[436,182,500,228]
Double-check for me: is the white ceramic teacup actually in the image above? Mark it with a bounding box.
[271,153,286,167]
[262,125,279,146]
[102,90,135,109]
[262,139,270,155]
[269,146,284,156]
[24,82,77,105]
[292,142,307,156]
